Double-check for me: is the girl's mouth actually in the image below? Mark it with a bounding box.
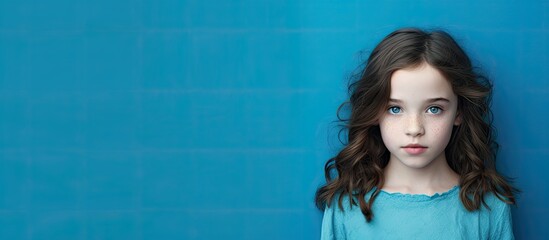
[402,144,428,155]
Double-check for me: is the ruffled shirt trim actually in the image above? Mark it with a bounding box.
[375,185,460,202]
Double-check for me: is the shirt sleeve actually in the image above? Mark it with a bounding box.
[489,200,514,240]
[320,201,347,240]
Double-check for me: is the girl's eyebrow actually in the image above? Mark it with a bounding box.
[388,98,451,103]
[426,97,450,103]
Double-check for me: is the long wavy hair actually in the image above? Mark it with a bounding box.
[315,28,519,222]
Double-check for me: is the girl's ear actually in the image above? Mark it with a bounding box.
[454,112,462,126]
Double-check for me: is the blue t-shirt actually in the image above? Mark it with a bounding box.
[321,186,514,240]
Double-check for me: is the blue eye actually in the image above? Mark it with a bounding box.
[388,106,401,114]
[427,106,442,114]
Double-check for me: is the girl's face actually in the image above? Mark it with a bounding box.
[379,63,461,170]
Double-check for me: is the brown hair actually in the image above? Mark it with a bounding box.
[314,27,519,222]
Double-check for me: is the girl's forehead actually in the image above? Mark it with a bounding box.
[389,64,457,101]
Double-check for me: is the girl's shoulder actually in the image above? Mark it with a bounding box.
[325,192,357,212]
[479,191,515,239]
[480,191,513,213]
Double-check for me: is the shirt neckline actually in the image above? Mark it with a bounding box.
[377,185,460,202]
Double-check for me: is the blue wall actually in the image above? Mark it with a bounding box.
[1,1,548,239]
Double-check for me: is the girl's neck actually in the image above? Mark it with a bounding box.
[381,153,460,196]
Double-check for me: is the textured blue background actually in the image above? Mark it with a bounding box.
[1,0,548,239]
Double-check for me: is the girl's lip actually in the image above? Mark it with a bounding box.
[402,144,428,155]
[403,144,427,148]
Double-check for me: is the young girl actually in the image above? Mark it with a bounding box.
[315,28,519,239]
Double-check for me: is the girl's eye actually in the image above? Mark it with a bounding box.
[388,106,401,114]
[427,106,443,114]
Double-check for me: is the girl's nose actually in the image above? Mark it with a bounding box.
[405,114,425,137]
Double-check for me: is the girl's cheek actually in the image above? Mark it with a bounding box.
[379,116,390,127]
[431,125,440,136]
[381,117,398,132]
[430,118,454,137]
